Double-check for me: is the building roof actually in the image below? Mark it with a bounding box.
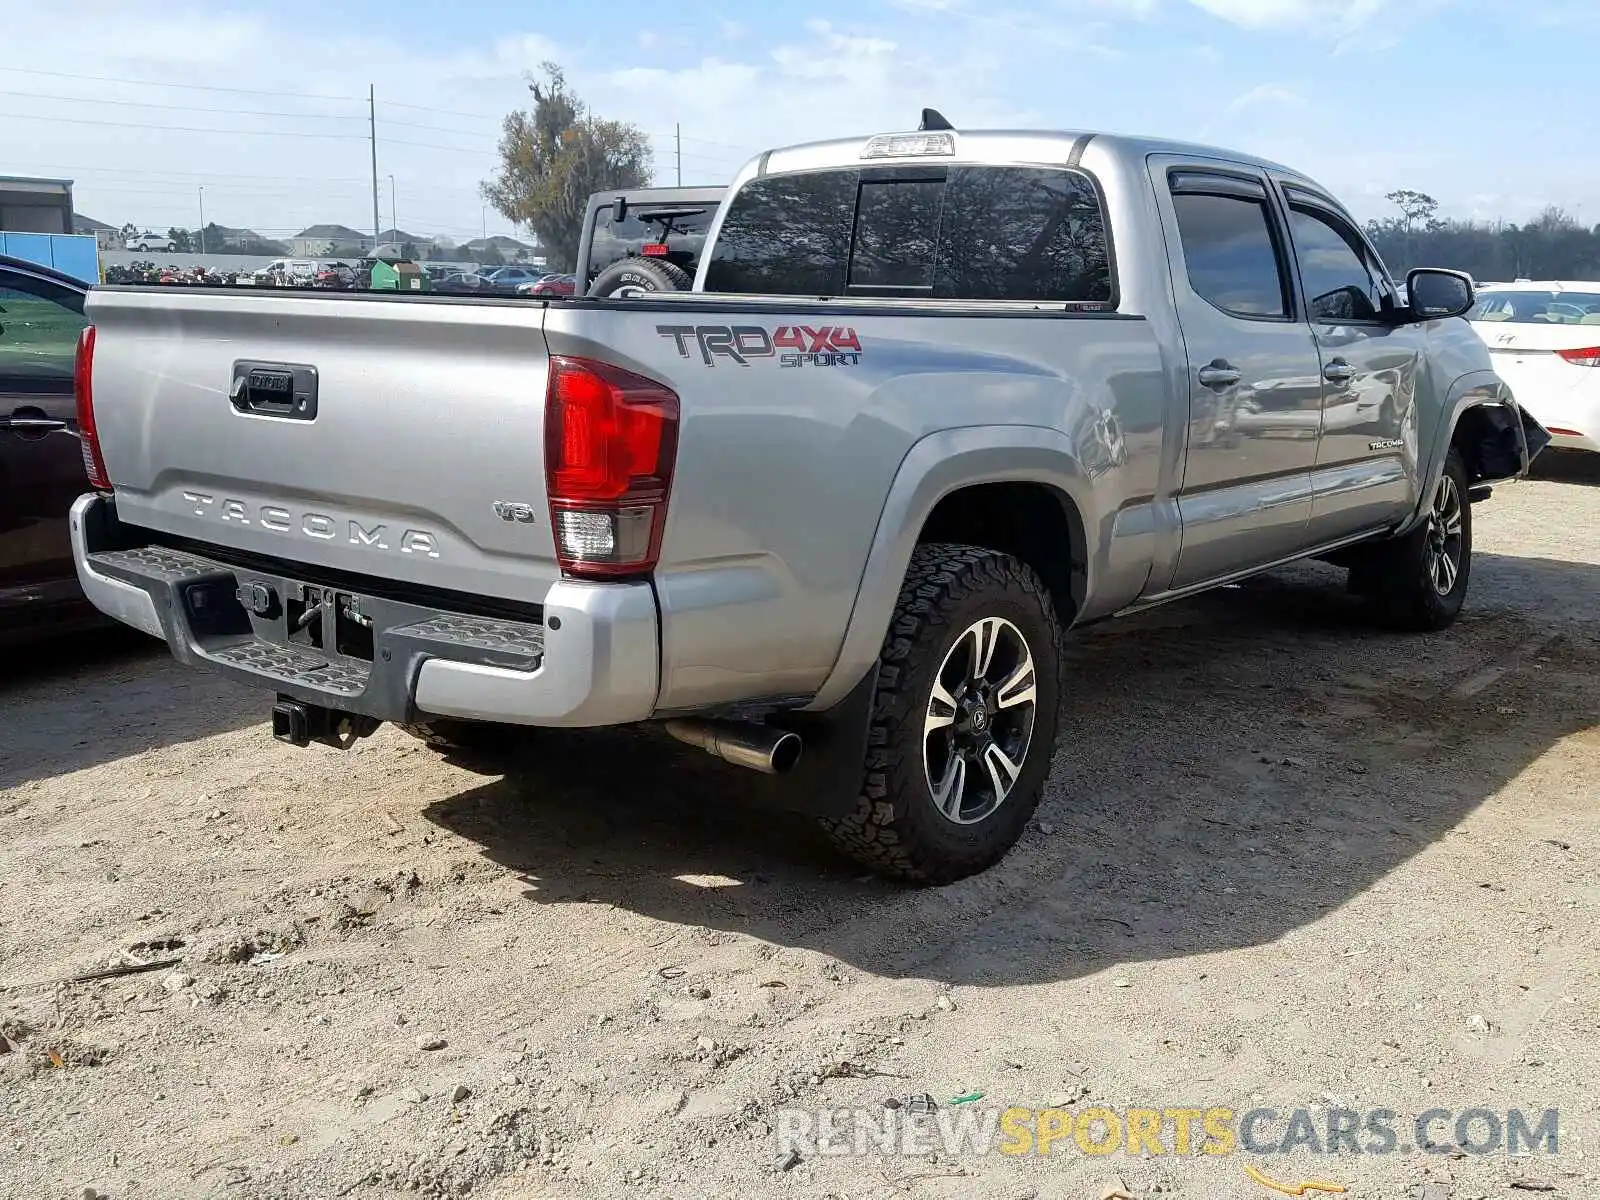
[0,175,73,192]
[73,212,115,232]
[293,223,369,241]
[461,234,532,251]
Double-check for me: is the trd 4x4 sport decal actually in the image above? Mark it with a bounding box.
[656,324,863,368]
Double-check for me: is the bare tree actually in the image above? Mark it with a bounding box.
[481,65,652,272]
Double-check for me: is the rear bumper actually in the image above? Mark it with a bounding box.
[1548,427,1600,454]
[70,493,660,727]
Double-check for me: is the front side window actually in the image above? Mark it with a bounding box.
[1288,204,1386,322]
[1170,191,1289,319]
[0,274,87,383]
[704,165,1114,304]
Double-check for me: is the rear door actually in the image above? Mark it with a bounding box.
[1278,184,1422,540]
[1152,159,1324,589]
[0,266,89,610]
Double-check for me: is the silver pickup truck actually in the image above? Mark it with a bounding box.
[70,122,1546,883]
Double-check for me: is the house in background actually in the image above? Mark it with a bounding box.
[458,234,540,265]
[376,228,435,258]
[73,213,121,249]
[289,224,372,257]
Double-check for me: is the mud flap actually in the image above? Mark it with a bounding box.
[739,667,879,818]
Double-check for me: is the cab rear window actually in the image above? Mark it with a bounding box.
[703,165,1114,305]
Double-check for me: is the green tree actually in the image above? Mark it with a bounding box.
[481,64,652,272]
[167,227,193,253]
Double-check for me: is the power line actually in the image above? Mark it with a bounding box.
[0,64,366,104]
[0,86,368,121]
[379,137,496,156]
[0,109,366,139]
[383,98,505,120]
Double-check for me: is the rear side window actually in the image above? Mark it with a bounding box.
[704,165,1113,304]
[1171,192,1289,319]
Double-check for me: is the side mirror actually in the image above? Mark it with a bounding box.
[1406,268,1474,321]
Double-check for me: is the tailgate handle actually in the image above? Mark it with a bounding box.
[230,361,318,421]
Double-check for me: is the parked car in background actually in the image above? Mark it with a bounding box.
[482,265,543,293]
[0,255,102,641]
[125,231,176,252]
[1469,281,1600,453]
[314,262,355,289]
[254,260,320,287]
[429,270,488,294]
[517,273,575,297]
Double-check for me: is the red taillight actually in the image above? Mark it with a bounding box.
[641,243,669,258]
[544,355,678,578]
[1556,345,1600,367]
[73,325,112,491]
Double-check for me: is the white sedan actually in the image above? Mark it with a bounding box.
[1469,282,1600,453]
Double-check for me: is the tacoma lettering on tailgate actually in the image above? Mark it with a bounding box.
[656,324,863,368]
[179,492,441,558]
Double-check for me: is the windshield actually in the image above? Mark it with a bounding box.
[1469,289,1600,324]
[584,204,715,284]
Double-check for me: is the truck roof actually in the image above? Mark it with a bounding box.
[754,128,1305,186]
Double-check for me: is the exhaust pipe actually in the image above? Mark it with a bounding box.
[664,718,803,775]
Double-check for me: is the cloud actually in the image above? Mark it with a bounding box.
[1222,83,1308,117]
[1184,0,1390,32]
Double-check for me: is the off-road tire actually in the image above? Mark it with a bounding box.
[819,544,1064,885]
[1350,447,1473,631]
[587,257,692,298]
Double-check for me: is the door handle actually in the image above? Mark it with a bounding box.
[1197,362,1242,390]
[1322,360,1356,385]
[1,416,69,432]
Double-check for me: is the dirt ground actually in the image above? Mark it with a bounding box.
[3,455,1598,1200]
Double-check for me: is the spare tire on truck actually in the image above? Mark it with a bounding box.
[587,256,692,298]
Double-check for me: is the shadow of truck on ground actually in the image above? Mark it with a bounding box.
[426,552,1599,989]
[0,627,261,789]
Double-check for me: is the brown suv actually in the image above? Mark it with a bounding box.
[0,254,103,642]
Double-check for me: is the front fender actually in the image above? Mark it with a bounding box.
[1402,369,1535,533]
[804,425,1093,711]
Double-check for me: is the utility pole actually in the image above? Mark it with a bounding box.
[198,186,206,255]
[368,84,381,253]
[675,123,682,186]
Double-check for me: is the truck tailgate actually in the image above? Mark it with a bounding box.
[84,289,561,605]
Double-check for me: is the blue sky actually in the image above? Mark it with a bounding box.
[1,0,1594,243]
